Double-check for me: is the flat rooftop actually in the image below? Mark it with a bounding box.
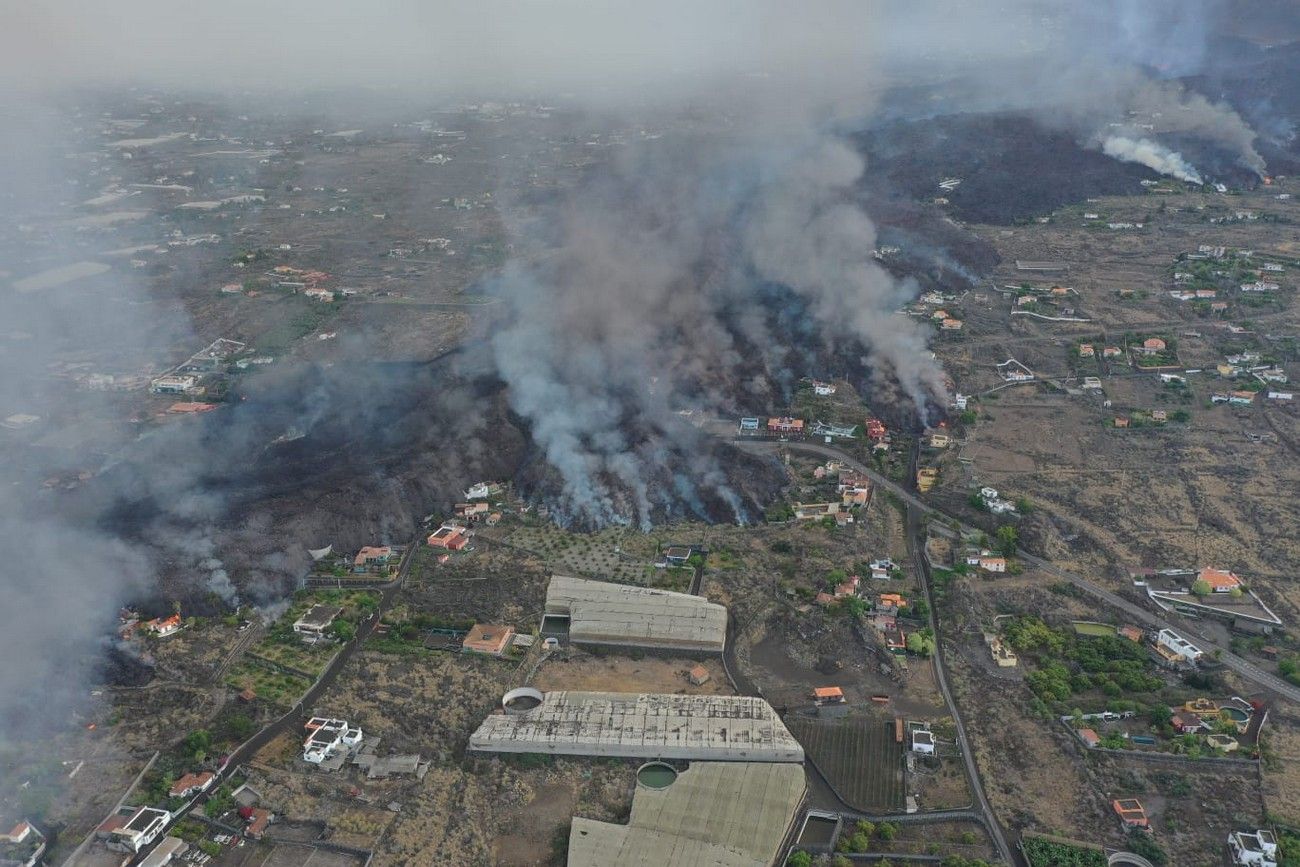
[546,575,726,652]
[568,762,806,866]
[295,604,343,630]
[470,691,803,762]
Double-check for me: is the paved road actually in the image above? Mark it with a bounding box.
[736,437,1014,862]
[737,437,1300,705]
[905,491,1013,864]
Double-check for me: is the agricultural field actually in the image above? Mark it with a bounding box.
[786,715,904,811]
[225,660,313,708]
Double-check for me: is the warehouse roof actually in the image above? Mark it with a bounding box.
[567,762,806,866]
[545,575,726,652]
[470,691,803,762]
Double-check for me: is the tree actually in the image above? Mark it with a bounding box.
[786,853,812,867]
[183,729,212,762]
[876,822,898,841]
[1191,578,1211,596]
[330,619,357,642]
[995,525,1018,556]
[906,632,934,657]
[855,820,876,838]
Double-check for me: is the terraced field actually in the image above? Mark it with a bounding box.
[787,715,905,811]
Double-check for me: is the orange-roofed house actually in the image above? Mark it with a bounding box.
[167,402,217,413]
[353,545,393,573]
[1142,337,1166,352]
[427,523,469,551]
[815,591,835,607]
[245,807,272,839]
[145,614,182,637]
[1118,625,1143,642]
[767,417,805,435]
[1112,798,1149,829]
[1079,728,1101,748]
[812,686,845,704]
[879,593,908,613]
[834,576,860,598]
[169,771,214,798]
[1199,567,1242,593]
[462,624,515,657]
[865,419,888,441]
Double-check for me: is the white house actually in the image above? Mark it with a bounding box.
[302,717,363,764]
[292,605,343,644]
[150,374,199,395]
[911,728,935,755]
[1156,629,1203,665]
[463,481,499,500]
[109,807,170,853]
[812,381,837,396]
[1228,829,1278,867]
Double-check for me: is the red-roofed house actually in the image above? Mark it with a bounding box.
[427,523,469,550]
[834,576,860,598]
[1172,711,1207,734]
[1079,728,1101,748]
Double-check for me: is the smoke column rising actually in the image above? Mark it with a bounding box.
[1101,135,1204,183]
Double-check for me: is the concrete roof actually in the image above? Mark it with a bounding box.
[546,575,726,652]
[470,691,804,762]
[567,762,806,866]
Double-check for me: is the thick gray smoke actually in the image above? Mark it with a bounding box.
[490,125,945,526]
[1101,135,1203,184]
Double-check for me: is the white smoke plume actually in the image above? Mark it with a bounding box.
[1101,135,1203,183]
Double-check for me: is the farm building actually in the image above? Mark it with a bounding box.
[567,762,805,867]
[469,691,804,762]
[544,575,726,653]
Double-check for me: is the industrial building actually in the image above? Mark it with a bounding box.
[470,690,804,762]
[567,761,806,867]
[545,575,726,653]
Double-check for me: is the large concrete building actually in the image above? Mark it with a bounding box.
[546,575,727,652]
[568,762,806,867]
[469,690,804,762]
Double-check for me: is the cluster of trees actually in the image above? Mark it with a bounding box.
[1006,616,1162,704]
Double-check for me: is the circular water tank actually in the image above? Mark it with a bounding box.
[636,762,678,789]
[502,686,544,714]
